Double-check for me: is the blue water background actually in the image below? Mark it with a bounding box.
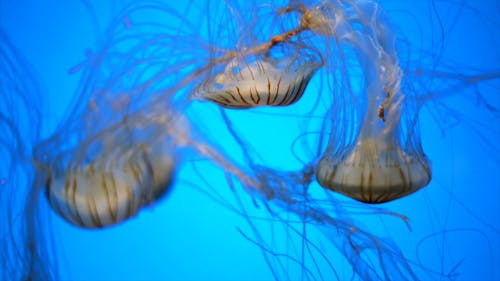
[1,0,499,280]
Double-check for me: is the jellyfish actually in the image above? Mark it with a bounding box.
[30,1,195,229]
[313,1,432,203]
[45,139,175,228]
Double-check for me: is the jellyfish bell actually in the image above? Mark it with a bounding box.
[46,147,151,228]
[39,102,180,229]
[192,42,322,108]
[316,136,431,204]
[45,142,175,229]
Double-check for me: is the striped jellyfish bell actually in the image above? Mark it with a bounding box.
[193,43,323,108]
[46,145,174,229]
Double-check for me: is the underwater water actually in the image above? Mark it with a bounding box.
[1,0,499,280]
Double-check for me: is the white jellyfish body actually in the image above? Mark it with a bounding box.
[194,56,320,108]
[316,136,431,203]
[46,146,174,228]
[193,33,323,108]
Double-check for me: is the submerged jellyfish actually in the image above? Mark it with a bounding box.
[34,14,184,228]
[313,1,432,203]
[45,139,174,228]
